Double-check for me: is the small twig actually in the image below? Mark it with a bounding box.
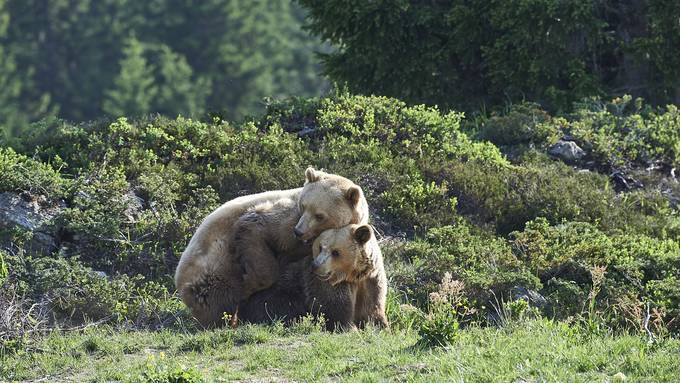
[60,316,113,332]
[643,303,656,344]
[370,224,386,242]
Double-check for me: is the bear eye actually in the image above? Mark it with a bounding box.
[315,214,325,221]
[331,250,340,257]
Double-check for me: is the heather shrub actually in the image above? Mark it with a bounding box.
[0,147,69,200]
[477,102,557,147]
[511,218,680,332]
[387,219,540,309]
[5,252,187,328]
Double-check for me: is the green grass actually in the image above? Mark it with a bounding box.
[3,320,679,382]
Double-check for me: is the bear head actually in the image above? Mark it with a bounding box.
[294,167,368,242]
[311,224,378,285]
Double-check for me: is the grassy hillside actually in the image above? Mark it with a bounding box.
[5,320,680,382]
[1,93,679,381]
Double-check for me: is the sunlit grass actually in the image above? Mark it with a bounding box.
[3,319,679,382]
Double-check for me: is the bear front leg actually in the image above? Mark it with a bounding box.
[306,279,356,331]
[355,277,389,329]
[239,242,279,298]
[231,213,281,298]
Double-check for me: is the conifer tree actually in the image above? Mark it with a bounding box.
[103,37,158,117]
[0,0,23,138]
[0,0,52,140]
[152,44,210,117]
[2,0,328,130]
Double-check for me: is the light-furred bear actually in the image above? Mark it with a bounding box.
[239,224,388,331]
[174,167,369,327]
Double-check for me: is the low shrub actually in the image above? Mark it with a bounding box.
[429,159,677,237]
[58,163,219,279]
[0,147,69,200]
[380,178,458,233]
[1,93,678,337]
[566,96,680,168]
[266,93,509,166]
[387,219,540,310]
[511,218,680,333]
[5,252,188,328]
[477,102,557,147]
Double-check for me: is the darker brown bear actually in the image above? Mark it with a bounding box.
[239,224,388,330]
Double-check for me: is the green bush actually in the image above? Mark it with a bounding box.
[1,93,678,337]
[565,96,680,168]
[18,116,311,200]
[6,252,187,327]
[266,93,508,166]
[58,162,218,279]
[511,218,680,332]
[380,178,458,232]
[477,102,557,147]
[387,219,539,309]
[429,159,677,237]
[0,147,68,199]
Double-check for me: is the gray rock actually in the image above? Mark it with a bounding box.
[296,127,316,138]
[512,286,548,309]
[0,192,64,254]
[548,140,586,162]
[122,190,143,222]
[92,270,108,279]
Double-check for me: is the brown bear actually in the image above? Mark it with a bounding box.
[174,167,369,327]
[239,224,389,331]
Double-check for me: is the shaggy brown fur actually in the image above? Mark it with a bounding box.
[174,168,369,328]
[239,224,388,331]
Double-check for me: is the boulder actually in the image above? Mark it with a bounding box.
[548,140,586,162]
[512,286,548,310]
[0,192,64,255]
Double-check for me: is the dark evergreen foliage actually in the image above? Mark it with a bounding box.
[0,0,328,139]
[298,0,680,112]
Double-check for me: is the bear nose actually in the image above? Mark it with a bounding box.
[294,228,303,238]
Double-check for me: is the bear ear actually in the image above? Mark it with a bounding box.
[353,225,373,245]
[345,185,363,206]
[305,167,321,184]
